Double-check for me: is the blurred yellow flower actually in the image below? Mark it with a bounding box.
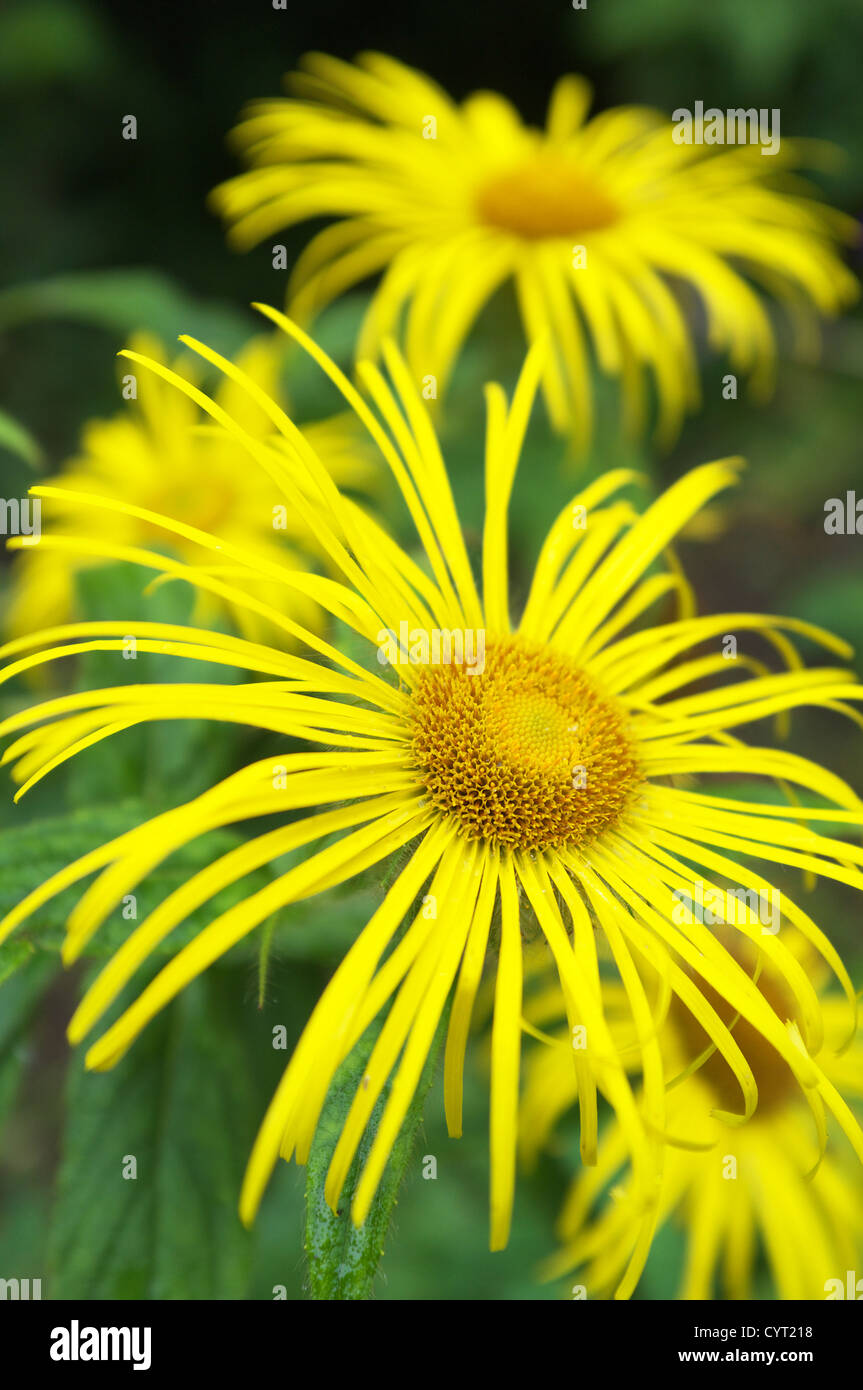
[4,332,380,648]
[522,941,863,1299]
[212,52,859,448]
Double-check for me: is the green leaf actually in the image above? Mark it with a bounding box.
[0,948,56,1053]
[0,948,57,1138]
[0,802,146,930]
[0,406,42,467]
[47,969,259,1298]
[0,793,389,974]
[784,568,863,652]
[0,269,254,356]
[0,801,274,959]
[304,1015,444,1300]
[0,937,35,987]
[265,878,381,965]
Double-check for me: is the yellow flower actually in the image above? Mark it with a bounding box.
[211,53,858,448]
[1,310,862,1269]
[4,331,380,647]
[523,941,863,1300]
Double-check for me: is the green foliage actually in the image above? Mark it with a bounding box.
[0,406,42,468]
[584,0,863,194]
[0,0,112,87]
[0,270,255,358]
[0,800,284,966]
[0,801,144,936]
[304,1016,444,1300]
[47,969,259,1299]
[0,948,57,1139]
[0,937,36,987]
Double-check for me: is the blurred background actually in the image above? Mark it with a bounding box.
[1,0,862,1300]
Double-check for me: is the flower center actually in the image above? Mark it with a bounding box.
[410,638,640,851]
[673,943,800,1116]
[476,157,620,240]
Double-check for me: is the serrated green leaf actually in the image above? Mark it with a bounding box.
[47,970,259,1298]
[0,800,274,959]
[0,793,392,976]
[304,1014,444,1300]
[0,802,145,885]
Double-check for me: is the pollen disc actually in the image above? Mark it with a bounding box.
[410,638,640,851]
[476,157,620,240]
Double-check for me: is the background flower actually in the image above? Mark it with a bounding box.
[212,53,858,449]
[4,332,381,649]
[521,939,863,1299]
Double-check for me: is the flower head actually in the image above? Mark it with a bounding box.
[4,331,380,647]
[1,312,862,1269]
[523,939,863,1299]
[211,53,859,447]
[411,639,642,848]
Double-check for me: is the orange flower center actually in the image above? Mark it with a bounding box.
[476,157,620,240]
[410,638,640,851]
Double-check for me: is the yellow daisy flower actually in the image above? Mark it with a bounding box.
[523,942,863,1300]
[211,52,859,448]
[4,331,380,647]
[1,310,862,1273]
